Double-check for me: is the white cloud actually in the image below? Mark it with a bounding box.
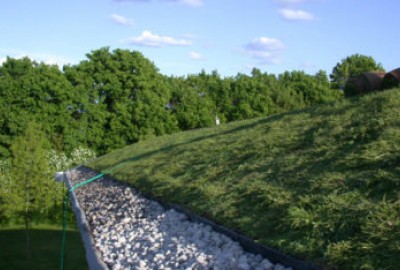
[114,0,149,2]
[245,37,285,52]
[299,61,316,69]
[170,0,203,7]
[243,37,285,64]
[279,9,315,21]
[275,0,308,4]
[114,0,204,7]
[110,14,135,26]
[0,49,74,67]
[37,54,72,66]
[127,31,192,47]
[189,51,203,60]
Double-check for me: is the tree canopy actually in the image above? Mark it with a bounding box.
[330,53,384,90]
[0,47,348,157]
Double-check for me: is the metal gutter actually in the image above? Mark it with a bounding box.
[58,168,108,270]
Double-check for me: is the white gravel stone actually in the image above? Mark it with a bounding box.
[69,167,293,270]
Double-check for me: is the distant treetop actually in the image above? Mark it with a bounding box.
[330,54,384,90]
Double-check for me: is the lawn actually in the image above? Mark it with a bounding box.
[0,224,88,270]
[88,88,400,269]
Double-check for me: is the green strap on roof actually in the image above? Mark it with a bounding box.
[69,173,105,192]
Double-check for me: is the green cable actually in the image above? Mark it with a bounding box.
[60,191,70,270]
[69,173,105,192]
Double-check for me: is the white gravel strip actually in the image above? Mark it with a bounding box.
[69,167,291,270]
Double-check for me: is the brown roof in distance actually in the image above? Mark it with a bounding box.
[381,68,400,90]
[362,72,386,91]
[344,71,385,97]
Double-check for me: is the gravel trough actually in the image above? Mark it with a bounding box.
[61,166,318,270]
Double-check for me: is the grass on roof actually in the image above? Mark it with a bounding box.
[88,88,400,269]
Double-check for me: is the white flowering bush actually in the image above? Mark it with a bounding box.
[70,147,96,166]
[48,150,70,172]
[48,147,96,172]
[47,147,96,200]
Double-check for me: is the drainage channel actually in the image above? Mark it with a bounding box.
[59,166,318,270]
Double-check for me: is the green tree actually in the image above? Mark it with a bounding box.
[229,71,276,120]
[10,121,52,258]
[0,159,12,223]
[0,57,79,157]
[330,54,384,89]
[279,70,341,105]
[167,74,215,130]
[65,47,179,153]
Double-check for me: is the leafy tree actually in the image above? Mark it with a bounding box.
[330,54,384,89]
[228,71,276,120]
[0,57,79,156]
[0,57,37,157]
[0,159,12,223]
[314,70,330,88]
[65,47,179,153]
[211,75,234,123]
[279,70,341,105]
[10,121,53,258]
[166,75,215,130]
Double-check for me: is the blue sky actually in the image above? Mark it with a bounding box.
[1,0,399,77]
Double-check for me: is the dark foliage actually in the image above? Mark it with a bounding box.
[0,48,342,157]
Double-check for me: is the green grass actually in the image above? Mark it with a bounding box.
[88,88,400,269]
[0,224,88,270]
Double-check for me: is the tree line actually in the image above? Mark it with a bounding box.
[0,47,358,158]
